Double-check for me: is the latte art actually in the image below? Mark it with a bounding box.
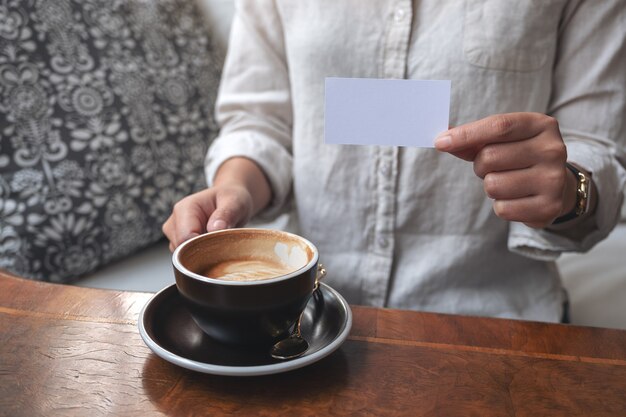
[203,259,294,281]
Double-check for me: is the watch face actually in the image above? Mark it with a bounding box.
[575,171,590,216]
[553,163,590,224]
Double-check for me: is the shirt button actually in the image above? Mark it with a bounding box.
[380,163,391,176]
[378,237,389,248]
[394,9,406,22]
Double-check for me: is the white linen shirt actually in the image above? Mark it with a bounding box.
[206,0,626,322]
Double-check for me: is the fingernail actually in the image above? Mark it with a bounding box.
[434,135,452,150]
[211,219,227,231]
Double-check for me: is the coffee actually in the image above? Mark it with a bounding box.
[184,230,312,282]
[202,258,294,281]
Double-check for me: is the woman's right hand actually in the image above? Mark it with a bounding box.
[162,157,272,251]
[162,185,255,251]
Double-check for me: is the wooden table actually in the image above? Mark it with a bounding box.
[1,272,625,416]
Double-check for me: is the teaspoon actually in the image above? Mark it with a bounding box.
[269,311,309,360]
[270,264,326,360]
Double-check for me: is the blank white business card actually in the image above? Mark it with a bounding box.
[324,77,450,148]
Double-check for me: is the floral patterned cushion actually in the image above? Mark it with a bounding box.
[0,0,221,282]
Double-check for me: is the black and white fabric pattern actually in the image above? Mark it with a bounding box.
[0,0,221,282]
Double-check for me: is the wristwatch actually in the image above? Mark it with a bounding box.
[552,163,592,224]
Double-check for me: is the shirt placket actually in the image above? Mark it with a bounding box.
[363,0,413,306]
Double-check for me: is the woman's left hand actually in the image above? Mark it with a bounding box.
[434,112,577,228]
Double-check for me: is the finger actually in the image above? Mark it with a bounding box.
[206,191,251,232]
[447,148,477,162]
[162,215,173,240]
[486,165,567,211]
[436,125,477,160]
[172,191,216,246]
[161,212,176,252]
[435,113,558,153]
[523,221,546,229]
[483,169,537,200]
[473,140,536,178]
[483,167,568,201]
[493,195,563,227]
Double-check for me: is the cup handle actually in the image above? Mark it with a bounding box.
[314,263,326,291]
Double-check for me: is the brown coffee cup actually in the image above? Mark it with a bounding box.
[173,228,323,347]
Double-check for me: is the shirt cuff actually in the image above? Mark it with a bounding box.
[204,131,293,221]
[509,132,626,261]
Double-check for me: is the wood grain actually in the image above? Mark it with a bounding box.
[1,271,626,416]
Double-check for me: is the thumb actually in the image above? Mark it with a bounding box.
[206,191,251,232]
[435,139,480,161]
[435,126,479,161]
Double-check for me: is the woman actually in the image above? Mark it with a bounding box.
[163,0,626,322]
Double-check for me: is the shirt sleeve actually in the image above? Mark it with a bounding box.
[508,0,626,261]
[204,0,293,220]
